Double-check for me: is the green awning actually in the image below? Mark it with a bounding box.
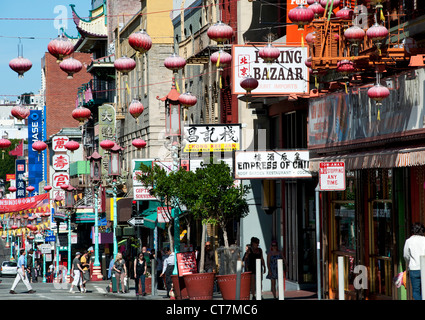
[141,201,164,230]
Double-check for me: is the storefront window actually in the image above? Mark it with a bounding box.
[335,202,356,252]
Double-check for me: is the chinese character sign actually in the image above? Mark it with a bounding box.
[15,159,26,199]
[232,45,309,95]
[53,154,70,171]
[52,172,70,189]
[183,124,241,153]
[52,136,69,152]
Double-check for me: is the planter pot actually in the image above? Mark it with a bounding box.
[171,275,189,300]
[217,272,251,300]
[183,272,215,300]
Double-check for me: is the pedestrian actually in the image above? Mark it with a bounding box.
[69,252,84,293]
[266,240,285,299]
[203,241,216,273]
[244,237,266,300]
[134,252,147,296]
[142,246,153,274]
[156,250,164,290]
[10,249,36,294]
[160,247,175,298]
[80,251,90,291]
[242,244,251,273]
[113,252,127,293]
[403,222,425,300]
[26,249,34,283]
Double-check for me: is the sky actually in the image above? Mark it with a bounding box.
[0,0,91,102]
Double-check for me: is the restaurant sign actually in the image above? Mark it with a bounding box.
[234,150,311,179]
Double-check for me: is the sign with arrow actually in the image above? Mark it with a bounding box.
[127,217,144,227]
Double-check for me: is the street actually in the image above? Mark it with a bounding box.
[0,276,164,300]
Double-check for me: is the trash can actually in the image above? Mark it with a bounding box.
[111,273,118,293]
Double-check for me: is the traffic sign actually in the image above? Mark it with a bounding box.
[319,162,346,191]
[127,217,144,227]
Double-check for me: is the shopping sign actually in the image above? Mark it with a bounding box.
[132,159,156,201]
[157,206,171,223]
[232,45,309,95]
[319,162,346,191]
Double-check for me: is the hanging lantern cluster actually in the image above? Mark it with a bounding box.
[47,34,75,63]
[336,5,354,21]
[128,100,144,123]
[59,57,83,79]
[128,29,152,54]
[309,1,325,18]
[72,106,91,125]
[11,105,30,121]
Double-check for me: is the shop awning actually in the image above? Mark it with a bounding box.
[140,201,164,230]
[309,146,425,172]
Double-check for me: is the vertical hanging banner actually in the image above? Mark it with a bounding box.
[99,104,116,176]
[28,110,44,195]
[15,159,26,198]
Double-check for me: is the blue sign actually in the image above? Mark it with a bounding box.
[45,236,56,242]
[15,159,26,198]
[28,110,45,195]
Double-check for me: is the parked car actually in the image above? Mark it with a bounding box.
[1,261,17,277]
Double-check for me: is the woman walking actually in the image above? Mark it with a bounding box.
[113,253,127,293]
[266,240,285,299]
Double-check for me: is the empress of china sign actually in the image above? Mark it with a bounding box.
[234,150,311,179]
[232,45,309,95]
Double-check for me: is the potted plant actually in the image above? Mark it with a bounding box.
[175,160,251,300]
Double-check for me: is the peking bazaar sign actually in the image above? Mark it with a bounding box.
[232,45,309,95]
[0,193,49,214]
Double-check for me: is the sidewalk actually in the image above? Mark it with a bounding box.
[85,280,317,300]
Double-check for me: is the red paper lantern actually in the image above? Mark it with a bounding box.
[164,53,186,73]
[60,184,69,191]
[337,59,355,77]
[9,57,32,78]
[319,0,340,8]
[305,57,312,68]
[240,75,259,94]
[309,1,325,17]
[59,57,83,79]
[0,138,12,151]
[178,92,197,108]
[72,106,91,125]
[258,43,280,64]
[26,186,35,192]
[288,4,314,30]
[114,56,136,75]
[344,25,365,45]
[210,50,232,69]
[129,100,144,121]
[132,139,147,150]
[11,105,30,121]
[366,23,389,48]
[305,31,317,46]
[207,21,234,44]
[47,35,75,63]
[367,83,390,104]
[8,186,17,192]
[44,185,52,191]
[65,140,80,152]
[100,139,115,150]
[336,6,354,20]
[128,29,152,54]
[11,225,18,230]
[32,140,47,153]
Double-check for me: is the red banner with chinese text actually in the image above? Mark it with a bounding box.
[0,193,50,214]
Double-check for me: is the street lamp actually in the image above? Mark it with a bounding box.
[87,150,103,281]
[63,184,76,283]
[108,143,123,258]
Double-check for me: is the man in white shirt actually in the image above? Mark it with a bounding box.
[160,247,175,298]
[403,222,425,300]
[10,249,36,294]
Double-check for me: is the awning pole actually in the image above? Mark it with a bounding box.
[315,183,321,300]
